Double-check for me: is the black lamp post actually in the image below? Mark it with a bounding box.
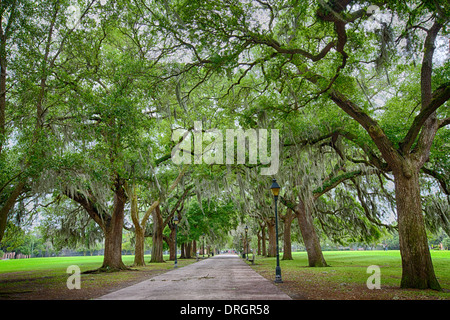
[245,225,249,260]
[270,178,282,283]
[174,215,179,268]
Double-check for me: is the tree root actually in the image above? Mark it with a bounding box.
[82,265,137,274]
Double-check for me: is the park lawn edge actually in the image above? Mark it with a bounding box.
[0,254,198,300]
[245,250,450,300]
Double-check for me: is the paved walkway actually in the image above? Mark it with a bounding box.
[97,254,291,300]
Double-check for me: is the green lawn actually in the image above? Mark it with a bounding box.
[0,254,148,273]
[0,254,197,300]
[248,250,450,300]
[1,255,105,273]
[1,251,449,300]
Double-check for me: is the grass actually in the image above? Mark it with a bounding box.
[0,254,197,300]
[1,251,449,300]
[247,250,450,300]
[1,255,164,273]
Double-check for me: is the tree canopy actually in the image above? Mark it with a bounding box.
[0,0,448,290]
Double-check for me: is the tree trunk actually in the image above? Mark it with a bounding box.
[102,227,126,270]
[295,200,327,267]
[186,241,192,259]
[394,165,441,290]
[134,227,145,266]
[0,181,26,242]
[257,231,261,256]
[180,242,186,259]
[101,183,128,270]
[0,32,9,242]
[266,218,276,257]
[167,225,176,261]
[261,224,267,257]
[193,240,197,257]
[0,36,6,157]
[282,209,294,260]
[130,188,145,266]
[150,205,165,263]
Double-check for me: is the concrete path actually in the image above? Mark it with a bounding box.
[96,254,291,300]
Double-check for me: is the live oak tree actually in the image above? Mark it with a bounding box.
[160,0,449,290]
[309,1,448,290]
[1,0,113,244]
[0,1,128,256]
[49,2,164,271]
[145,168,192,264]
[279,118,395,266]
[0,0,69,242]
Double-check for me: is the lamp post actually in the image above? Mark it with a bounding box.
[174,215,179,268]
[245,225,249,260]
[270,178,282,283]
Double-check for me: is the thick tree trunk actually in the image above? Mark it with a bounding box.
[282,209,294,260]
[134,227,145,266]
[102,228,126,270]
[266,218,277,257]
[295,200,327,267]
[192,240,197,257]
[0,181,26,242]
[186,241,192,258]
[150,205,165,263]
[101,184,128,271]
[180,242,186,258]
[167,226,176,261]
[394,165,441,290]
